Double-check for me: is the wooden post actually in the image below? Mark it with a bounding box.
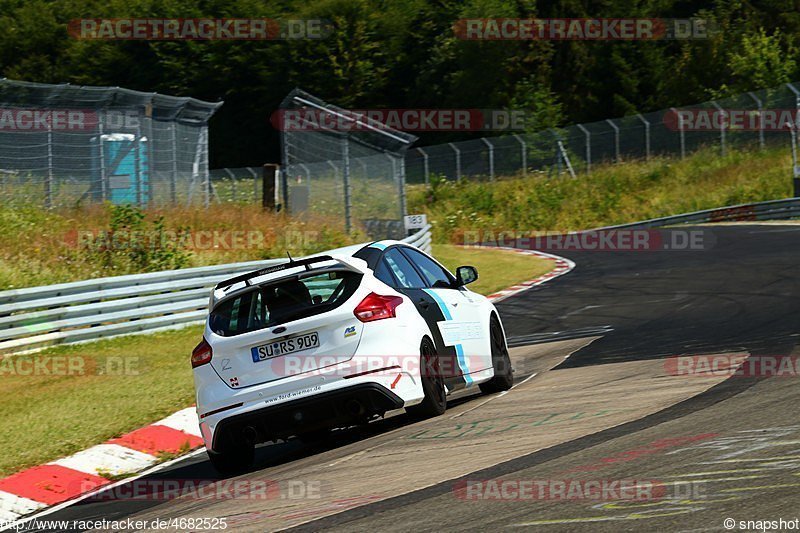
[263,163,278,211]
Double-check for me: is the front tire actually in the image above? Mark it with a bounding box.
[480,316,514,394]
[406,338,447,418]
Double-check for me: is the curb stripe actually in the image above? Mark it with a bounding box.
[0,490,46,522]
[108,425,204,456]
[0,465,108,506]
[49,444,157,477]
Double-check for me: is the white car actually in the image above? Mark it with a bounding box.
[191,240,513,473]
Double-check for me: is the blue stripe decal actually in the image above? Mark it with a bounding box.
[423,289,472,385]
[369,242,387,250]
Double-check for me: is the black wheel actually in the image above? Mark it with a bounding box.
[406,338,447,418]
[207,440,254,476]
[480,316,514,394]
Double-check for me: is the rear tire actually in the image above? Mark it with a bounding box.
[480,316,514,394]
[207,441,254,476]
[407,338,447,419]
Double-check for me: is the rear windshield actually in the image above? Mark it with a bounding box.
[209,270,361,337]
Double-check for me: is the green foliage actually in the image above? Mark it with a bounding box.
[85,204,191,272]
[2,1,799,165]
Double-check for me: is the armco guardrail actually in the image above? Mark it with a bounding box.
[593,198,800,230]
[0,226,431,354]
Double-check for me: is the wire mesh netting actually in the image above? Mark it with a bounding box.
[279,89,418,238]
[405,81,800,184]
[0,78,221,208]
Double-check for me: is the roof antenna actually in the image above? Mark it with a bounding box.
[286,250,294,263]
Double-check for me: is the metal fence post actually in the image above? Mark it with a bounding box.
[45,121,53,208]
[481,138,495,180]
[134,122,143,208]
[448,142,461,181]
[577,124,591,173]
[671,107,686,159]
[202,126,210,209]
[98,110,107,202]
[636,114,650,161]
[170,121,178,204]
[417,147,430,185]
[513,134,527,175]
[748,92,765,150]
[342,137,351,234]
[247,167,258,202]
[711,101,726,156]
[790,125,800,197]
[606,119,620,162]
[224,168,237,203]
[398,155,407,218]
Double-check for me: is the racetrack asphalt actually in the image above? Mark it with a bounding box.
[16,224,800,532]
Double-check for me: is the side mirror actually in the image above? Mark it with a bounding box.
[455,265,478,287]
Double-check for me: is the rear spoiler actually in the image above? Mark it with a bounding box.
[214,255,335,291]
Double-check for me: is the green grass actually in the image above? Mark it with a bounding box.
[432,244,552,295]
[0,245,551,476]
[0,327,202,476]
[408,145,795,243]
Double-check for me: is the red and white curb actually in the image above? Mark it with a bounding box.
[0,408,202,523]
[481,247,575,303]
[0,248,573,526]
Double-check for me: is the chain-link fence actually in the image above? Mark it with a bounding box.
[405,81,800,184]
[279,89,418,238]
[0,78,221,208]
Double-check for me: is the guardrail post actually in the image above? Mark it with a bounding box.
[481,138,495,180]
[417,147,430,185]
[636,114,650,161]
[577,124,591,172]
[513,134,527,176]
[747,92,765,150]
[711,101,727,157]
[671,107,686,159]
[448,142,461,181]
[606,119,620,163]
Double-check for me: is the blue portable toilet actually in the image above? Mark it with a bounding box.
[91,133,149,206]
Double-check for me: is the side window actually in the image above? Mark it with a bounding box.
[402,247,453,289]
[378,249,426,289]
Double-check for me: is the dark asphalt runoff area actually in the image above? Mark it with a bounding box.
[17,224,800,532]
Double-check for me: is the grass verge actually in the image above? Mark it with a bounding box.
[0,245,551,476]
[408,145,795,243]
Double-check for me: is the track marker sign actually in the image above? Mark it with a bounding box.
[404,214,427,232]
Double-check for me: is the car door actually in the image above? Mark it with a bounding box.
[398,246,493,382]
[373,247,469,393]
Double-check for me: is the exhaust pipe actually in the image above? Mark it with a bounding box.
[346,399,365,417]
[242,425,259,445]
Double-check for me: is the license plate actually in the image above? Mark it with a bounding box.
[251,332,320,362]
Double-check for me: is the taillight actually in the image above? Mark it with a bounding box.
[191,338,213,368]
[354,293,403,322]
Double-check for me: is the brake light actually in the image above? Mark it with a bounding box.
[354,293,403,322]
[191,338,213,368]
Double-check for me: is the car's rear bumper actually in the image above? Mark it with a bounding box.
[211,383,403,451]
